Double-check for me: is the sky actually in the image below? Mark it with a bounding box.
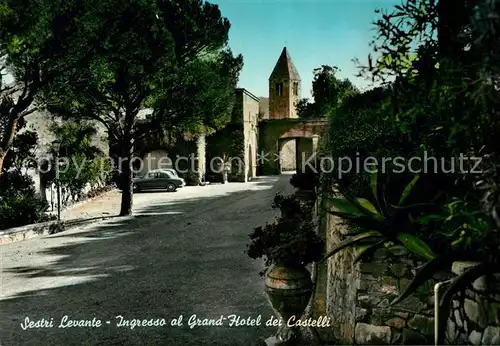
[214,0,401,100]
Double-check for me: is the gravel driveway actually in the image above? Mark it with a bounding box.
[0,174,295,345]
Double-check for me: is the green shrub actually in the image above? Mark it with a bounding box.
[0,171,48,229]
[247,194,323,275]
[182,171,201,186]
[289,170,319,191]
[46,121,112,202]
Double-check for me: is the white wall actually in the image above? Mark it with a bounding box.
[140,150,172,176]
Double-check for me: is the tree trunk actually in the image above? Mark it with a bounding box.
[119,109,136,216]
[0,115,19,174]
[0,149,6,173]
[119,137,134,216]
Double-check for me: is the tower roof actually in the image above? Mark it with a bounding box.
[269,47,301,81]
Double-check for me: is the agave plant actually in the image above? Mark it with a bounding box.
[323,170,500,344]
[322,171,436,264]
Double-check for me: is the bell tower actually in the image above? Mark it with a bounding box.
[268,47,301,119]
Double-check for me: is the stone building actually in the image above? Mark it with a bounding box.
[258,47,327,175]
[268,47,301,120]
[187,46,327,180]
[205,88,259,182]
[18,46,326,192]
[204,46,319,181]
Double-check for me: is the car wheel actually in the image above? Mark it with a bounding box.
[133,183,140,193]
[166,183,176,192]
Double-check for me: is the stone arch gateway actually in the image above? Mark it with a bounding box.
[258,118,328,175]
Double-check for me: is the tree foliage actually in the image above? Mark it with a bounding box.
[0,170,48,229]
[323,1,500,342]
[44,121,111,203]
[0,0,115,172]
[39,0,242,215]
[297,65,358,118]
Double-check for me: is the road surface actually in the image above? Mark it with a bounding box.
[0,174,295,345]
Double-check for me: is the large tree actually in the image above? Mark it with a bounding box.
[297,65,358,118]
[0,0,117,173]
[44,0,242,216]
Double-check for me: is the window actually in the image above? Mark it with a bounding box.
[276,83,283,96]
[293,82,298,96]
[147,172,157,179]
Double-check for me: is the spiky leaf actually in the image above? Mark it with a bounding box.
[391,256,449,306]
[353,240,385,263]
[356,198,383,220]
[322,231,383,262]
[324,197,365,217]
[398,175,420,206]
[396,232,436,260]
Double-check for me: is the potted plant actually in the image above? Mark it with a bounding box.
[290,169,319,202]
[247,194,324,344]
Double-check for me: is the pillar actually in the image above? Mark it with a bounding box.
[312,135,320,154]
[196,134,206,181]
[296,138,313,174]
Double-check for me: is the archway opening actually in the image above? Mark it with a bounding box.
[278,138,297,173]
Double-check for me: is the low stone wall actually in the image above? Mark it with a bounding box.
[312,188,500,345]
[353,245,437,345]
[314,190,442,345]
[0,220,61,245]
[445,263,500,345]
[0,215,114,245]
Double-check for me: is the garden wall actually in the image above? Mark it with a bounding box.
[445,263,500,345]
[313,191,440,345]
[312,189,500,345]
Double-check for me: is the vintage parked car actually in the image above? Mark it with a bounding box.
[132,169,185,192]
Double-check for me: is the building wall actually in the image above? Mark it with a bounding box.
[258,119,328,175]
[139,149,172,176]
[258,97,269,119]
[242,91,259,181]
[279,139,296,171]
[445,264,500,345]
[289,79,301,118]
[268,78,300,119]
[269,78,290,119]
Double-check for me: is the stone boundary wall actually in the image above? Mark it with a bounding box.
[0,215,112,245]
[314,189,444,345]
[445,263,500,345]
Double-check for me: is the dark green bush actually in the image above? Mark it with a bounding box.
[0,171,48,229]
[289,170,319,191]
[247,194,323,275]
[183,171,201,186]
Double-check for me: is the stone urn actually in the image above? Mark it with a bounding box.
[222,162,231,184]
[294,189,315,202]
[264,263,313,345]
